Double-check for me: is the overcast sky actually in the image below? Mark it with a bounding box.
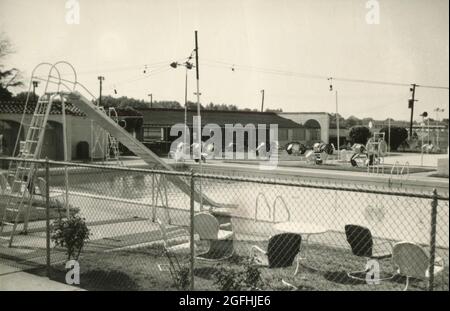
[0,0,448,121]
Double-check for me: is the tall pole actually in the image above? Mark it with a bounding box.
[184,67,188,152]
[148,93,153,108]
[261,89,265,112]
[336,90,340,159]
[195,30,203,211]
[388,118,391,153]
[409,84,417,139]
[98,76,105,106]
[32,81,39,101]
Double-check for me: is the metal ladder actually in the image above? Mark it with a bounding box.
[106,108,123,166]
[254,192,291,223]
[0,94,54,246]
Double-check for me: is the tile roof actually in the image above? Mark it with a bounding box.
[138,108,303,128]
[0,101,143,118]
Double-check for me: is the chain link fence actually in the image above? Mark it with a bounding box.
[0,157,448,291]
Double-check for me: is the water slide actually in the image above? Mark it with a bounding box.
[66,91,220,208]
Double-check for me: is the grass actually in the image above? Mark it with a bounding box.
[45,240,449,291]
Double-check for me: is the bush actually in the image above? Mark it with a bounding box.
[213,258,264,291]
[379,126,408,151]
[173,266,190,290]
[349,126,371,144]
[51,215,90,261]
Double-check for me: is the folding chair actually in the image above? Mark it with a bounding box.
[392,241,445,291]
[193,212,234,261]
[251,233,302,290]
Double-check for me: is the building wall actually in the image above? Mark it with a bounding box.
[277,112,330,143]
[0,113,107,160]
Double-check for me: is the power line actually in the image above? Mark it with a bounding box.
[201,58,449,90]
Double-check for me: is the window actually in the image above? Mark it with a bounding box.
[292,128,305,140]
[278,128,288,141]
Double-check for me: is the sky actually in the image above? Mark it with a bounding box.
[0,0,448,122]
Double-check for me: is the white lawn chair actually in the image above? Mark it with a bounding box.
[193,212,234,261]
[157,219,194,255]
[392,242,445,291]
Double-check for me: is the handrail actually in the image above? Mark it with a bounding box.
[400,161,410,180]
[272,195,291,223]
[390,161,400,177]
[254,192,272,223]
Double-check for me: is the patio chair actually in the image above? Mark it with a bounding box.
[157,219,194,255]
[344,224,393,281]
[251,233,302,270]
[251,233,302,290]
[392,241,445,291]
[193,212,234,261]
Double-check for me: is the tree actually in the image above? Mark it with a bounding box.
[379,126,408,151]
[13,91,38,103]
[0,33,22,100]
[349,126,371,144]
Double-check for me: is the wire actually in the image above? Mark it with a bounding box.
[201,58,449,90]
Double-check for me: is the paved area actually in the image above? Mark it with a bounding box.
[0,263,83,291]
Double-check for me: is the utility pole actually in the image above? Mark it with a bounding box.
[408,84,417,139]
[194,30,203,211]
[261,89,265,112]
[148,93,153,108]
[335,90,339,159]
[98,76,105,106]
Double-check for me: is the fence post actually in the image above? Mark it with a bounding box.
[428,188,438,291]
[189,170,195,291]
[45,157,51,277]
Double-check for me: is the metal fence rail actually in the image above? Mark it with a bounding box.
[0,157,448,291]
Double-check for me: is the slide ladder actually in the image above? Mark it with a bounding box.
[1,94,55,246]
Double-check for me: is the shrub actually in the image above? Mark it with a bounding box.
[213,258,264,291]
[51,215,90,261]
[173,266,190,290]
[379,126,408,151]
[349,126,371,144]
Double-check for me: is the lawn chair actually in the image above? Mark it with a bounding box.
[193,212,234,261]
[344,224,393,281]
[251,233,302,290]
[251,233,302,270]
[392,241,445,291]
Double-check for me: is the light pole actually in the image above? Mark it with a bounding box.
[434,108,444,151]
[170,60,194,155]
[328,78,339,159]
[261,89,265,112]
[420,111,428,166]
[97,76,105,106]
